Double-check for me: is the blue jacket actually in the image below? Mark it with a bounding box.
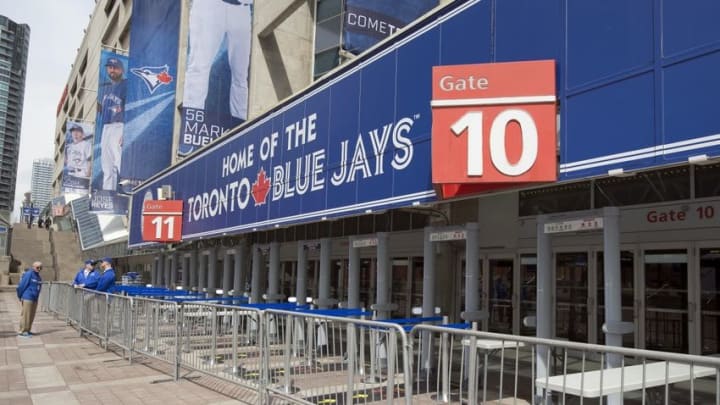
[16,269,42,301]
[73,269,99,288]
[95,268,116,292]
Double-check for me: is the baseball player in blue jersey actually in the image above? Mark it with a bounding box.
[97,57,127,191]
[183,0,252,121]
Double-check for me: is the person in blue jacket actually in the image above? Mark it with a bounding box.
[16,261,43,337]
[95,257,116,293]
[73,259,99,288]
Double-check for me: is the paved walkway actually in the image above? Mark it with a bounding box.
[0,290,256,405]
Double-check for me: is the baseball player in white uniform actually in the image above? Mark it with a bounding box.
[66,125,92,178]
[183,0,253,121]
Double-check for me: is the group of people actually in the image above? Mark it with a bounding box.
[14,257,116,338]
[37,217,52,230]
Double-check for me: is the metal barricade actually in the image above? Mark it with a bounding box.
[78,289,110,341]
[106,293,134,353]
[131,297,179,370]
[175,301,265,399]
[409,324,720,404]
[263,308,413,405]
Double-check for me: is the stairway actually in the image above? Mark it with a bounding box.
[9,224,54,283]
[51,230,84,282]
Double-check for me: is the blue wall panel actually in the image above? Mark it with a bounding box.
[439,0,491,65]
[662,0,720,57]
[662,50,720,156]
[495,0,563,65]
[565,0,653,88]
[564,74,656,166]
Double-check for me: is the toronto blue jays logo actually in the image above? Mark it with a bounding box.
[130,65,174,94]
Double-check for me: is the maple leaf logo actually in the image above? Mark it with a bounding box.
[251,167,271,206]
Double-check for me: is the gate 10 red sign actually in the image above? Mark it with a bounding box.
[431,60,557,198]
[141,200,183,242]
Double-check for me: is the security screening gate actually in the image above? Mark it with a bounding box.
[534,207,634,405]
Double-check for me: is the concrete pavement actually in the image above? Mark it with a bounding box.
[0,289,257,405]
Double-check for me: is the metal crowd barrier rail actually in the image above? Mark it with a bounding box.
[176,302,265,398]
[409,324,720,404]
[44,281,720,404]
[263,307,413,405]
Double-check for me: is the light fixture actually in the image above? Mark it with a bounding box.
[607,168,635,178]
[688,154,719,166]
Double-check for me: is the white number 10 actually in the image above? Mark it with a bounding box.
[450,109,538,177]
[151,216,175,239]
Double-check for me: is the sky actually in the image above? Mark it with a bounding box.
[0,1,95,222]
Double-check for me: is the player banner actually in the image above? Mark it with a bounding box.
[90,50,129,215]
[342,0,438,54]
[62,120,93,195]
[178,0,253,157]
[123,0,180,189]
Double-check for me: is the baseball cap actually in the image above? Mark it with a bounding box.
[105,58,123,69]
[70,125,84,133]
[84,259,94,265]
[101,257,113,264]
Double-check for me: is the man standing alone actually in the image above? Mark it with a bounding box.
[16,261,42,337]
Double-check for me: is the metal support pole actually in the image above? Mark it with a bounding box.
[181,254,189,290]
[267,242,280,302]
[465,223,480,313]
[603,207,623,405]
[375,232,390,319]
[318,238,331,308]
[170,252,178,288]
[536,215,552,399]
[164,254,171,289]
[207,247,217,297]
[198,251,207,295]
[223,250,233,297]
[421,226,435,371]
[251,245,262,303]
[296,241,307,306]
[151,256,158,286]
[189,250,198,291]
[348,238,360,309]
[233,245,246,302]
[158,253,166,287]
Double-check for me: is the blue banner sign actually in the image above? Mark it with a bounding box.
[90,50,129,214]
[129,38,438,246]
[178,0,252,157]
[62,120,94,195]
[123,0,180,191]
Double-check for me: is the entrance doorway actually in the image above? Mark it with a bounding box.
[644,249,688,353]
[555,252,589,342]
[489,258,513,333]
[700,248,720,354]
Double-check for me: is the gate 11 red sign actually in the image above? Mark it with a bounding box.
[141,200,183,242]
[431,60,557,199]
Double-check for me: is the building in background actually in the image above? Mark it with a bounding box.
[30,158,53,212]
[0,15,30,215]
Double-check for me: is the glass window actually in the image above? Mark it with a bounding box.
[314,47,340,78]
[315,15,342,52]
[695,163,720,198]
[519,182,591,216]
[317,0,342,22]
[594,167,690,207]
